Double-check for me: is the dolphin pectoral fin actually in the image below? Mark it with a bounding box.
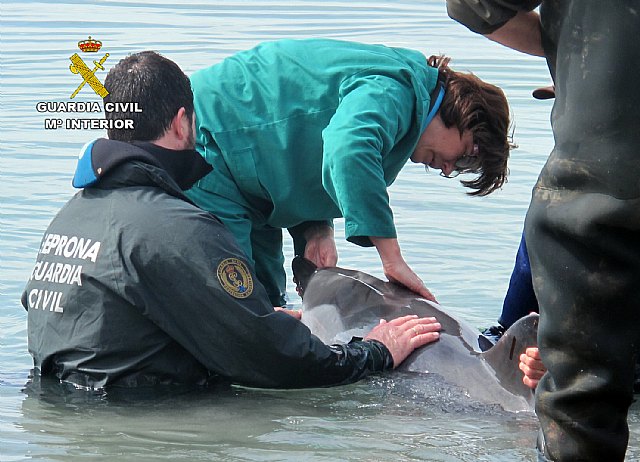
[480,313,539,404]
[292,256,318,298]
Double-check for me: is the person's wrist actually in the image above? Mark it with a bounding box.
[363,339,395,371]
[304,224,333,240]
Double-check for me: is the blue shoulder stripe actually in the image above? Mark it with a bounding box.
[72,140,98,188]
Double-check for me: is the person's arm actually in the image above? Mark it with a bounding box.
[486,10,544,56]
[321,74,411,248]
[132,208,440,388]
[322,74,436,298]
[446,1,543,56]
[303,222,338,268]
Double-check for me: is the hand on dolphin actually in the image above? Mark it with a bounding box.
[519,346,546,389]
[273,306,302,320]
[370,237,437,302]
[303,224,338,268]
[364,315,441,368]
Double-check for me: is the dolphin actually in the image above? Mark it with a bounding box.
[292,257,539,413]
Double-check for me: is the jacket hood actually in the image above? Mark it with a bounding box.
[73,138,212,190]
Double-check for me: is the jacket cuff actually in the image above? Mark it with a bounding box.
[346,235,373,248]
[348,338,394,371]
[446,0,521,35]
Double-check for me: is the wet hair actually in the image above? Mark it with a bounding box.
[428,55,511,196]
[103,51,194,142]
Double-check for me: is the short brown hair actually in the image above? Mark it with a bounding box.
[428,55,511,196]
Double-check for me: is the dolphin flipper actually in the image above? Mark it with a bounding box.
[481,313,539,406]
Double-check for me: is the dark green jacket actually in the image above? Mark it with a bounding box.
[22,139,392,389]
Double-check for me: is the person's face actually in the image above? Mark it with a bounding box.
[410,114,474,177]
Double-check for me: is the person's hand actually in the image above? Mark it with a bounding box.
[365,315,441,367]
[304,224,338,268]
[532,85,555,100]
[519,346,545,389]
[274,306,302,320]
[370,236,437,302]
[382,259,437,302]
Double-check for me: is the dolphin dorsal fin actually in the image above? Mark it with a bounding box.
[480,313,539,404]
[292,256,318,298]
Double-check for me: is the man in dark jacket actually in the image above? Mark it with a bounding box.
[21,51,441,390]
[447,2,640,461]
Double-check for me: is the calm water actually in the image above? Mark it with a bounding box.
[1,1,638,460]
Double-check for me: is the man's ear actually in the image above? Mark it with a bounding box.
[171,107,190,142]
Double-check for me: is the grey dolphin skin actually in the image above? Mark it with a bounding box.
[292,257,539,413]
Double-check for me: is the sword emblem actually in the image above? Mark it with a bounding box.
[69,53,110,99]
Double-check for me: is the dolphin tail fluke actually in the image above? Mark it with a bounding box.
[480,313,539,405]
[292,256,318,298]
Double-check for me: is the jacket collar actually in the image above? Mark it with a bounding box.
[72,138,212,190]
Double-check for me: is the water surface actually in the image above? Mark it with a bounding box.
[2,1,638,460]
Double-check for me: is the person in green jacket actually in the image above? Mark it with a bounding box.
[188,38,512,307]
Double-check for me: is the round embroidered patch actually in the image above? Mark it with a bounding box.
[216,257,254,298]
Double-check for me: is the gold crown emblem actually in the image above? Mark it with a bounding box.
[78,36,102,53]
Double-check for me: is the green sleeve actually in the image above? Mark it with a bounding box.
[321,74,416,247]
[446,0,540,34]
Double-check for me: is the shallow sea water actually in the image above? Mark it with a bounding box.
[1,1,638,460]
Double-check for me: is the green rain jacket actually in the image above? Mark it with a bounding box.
[190,39,439,246]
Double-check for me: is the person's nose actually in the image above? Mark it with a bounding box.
[441,161,455,176]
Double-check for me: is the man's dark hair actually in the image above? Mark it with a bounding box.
[103,51,194,142]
